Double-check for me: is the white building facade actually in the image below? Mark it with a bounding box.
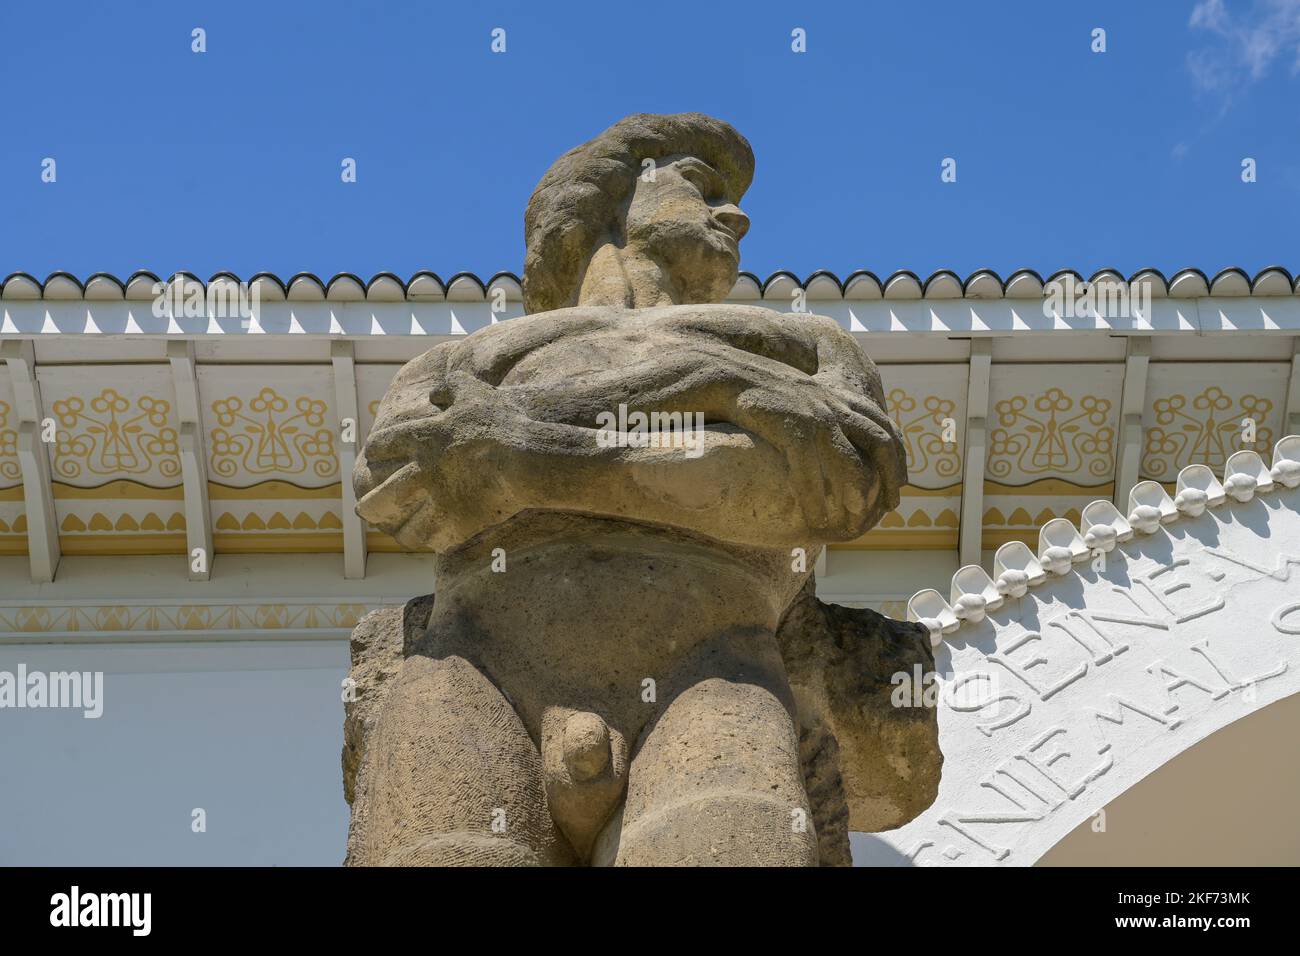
[3,265,1299,865]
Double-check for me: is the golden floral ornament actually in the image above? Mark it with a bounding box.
[48,389,181,481]
[0,400,19,482]
[253,605,291,628]
[332,604,369,628]
[92,606,138,630]
[176,606,214,629]
[988,387,1115,480]
[13,608,52,632]
[209,387,338,481]
[1142,386,1275,480]
[886,388,961,482]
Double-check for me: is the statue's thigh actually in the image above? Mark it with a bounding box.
[355,654,573,866]
[611,676,819,866]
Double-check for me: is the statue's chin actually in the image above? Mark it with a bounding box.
[673,252,738,305]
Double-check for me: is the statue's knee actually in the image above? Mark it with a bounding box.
[614,791,818,866]
[348,654,573,866]
[607,675,817,865]
[634,677,807,798]
[379,832,558,867]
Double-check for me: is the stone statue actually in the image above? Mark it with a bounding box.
[342,113,941,866]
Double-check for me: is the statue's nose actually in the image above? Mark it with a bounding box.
[713,205,749,242]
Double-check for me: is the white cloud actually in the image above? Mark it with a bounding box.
[1187,0,1300,90]
[1190,0,1231,32]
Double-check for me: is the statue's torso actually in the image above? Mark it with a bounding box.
[419,511,800,744]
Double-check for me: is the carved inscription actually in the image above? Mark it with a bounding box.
[875,498,1300,867]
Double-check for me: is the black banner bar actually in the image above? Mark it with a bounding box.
[0,866,1283,942]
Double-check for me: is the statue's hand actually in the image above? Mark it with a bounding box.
[649,308,906,536]
[355,347,528,548]
[352,348,446,546]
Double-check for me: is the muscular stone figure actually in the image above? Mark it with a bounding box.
[342,113,940,866]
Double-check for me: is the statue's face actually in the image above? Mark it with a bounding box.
[622,154,750,303]
[354,305,906,555]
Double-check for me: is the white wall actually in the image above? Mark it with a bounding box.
[0,639,350,865]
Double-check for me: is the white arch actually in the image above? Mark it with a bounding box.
[861,479,1300,867]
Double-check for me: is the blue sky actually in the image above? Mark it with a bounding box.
[1,0,1295,285]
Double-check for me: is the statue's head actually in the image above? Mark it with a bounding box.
[523,113,755,313]
[354,114,907,566]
